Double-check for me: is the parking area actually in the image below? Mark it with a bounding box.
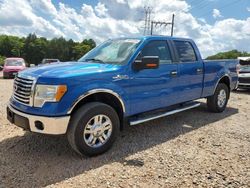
[0,74,249,187]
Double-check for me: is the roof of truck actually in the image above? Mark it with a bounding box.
[143,35,191,40]
[115,35,194,42]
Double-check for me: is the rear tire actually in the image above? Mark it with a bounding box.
[67,102,120,156]
[207,83,229,113]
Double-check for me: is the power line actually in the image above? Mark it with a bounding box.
[197,0,242,18]
[150,14,175,36]
[179,0,211,14]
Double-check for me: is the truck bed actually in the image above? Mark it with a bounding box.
[202,59,239,97]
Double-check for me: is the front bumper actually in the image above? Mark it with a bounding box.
[7,104,70,135]
[3,71,18,78]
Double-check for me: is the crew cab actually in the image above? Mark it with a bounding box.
[7,36,238,156]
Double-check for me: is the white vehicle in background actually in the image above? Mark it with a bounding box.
[41,59,60,64]
[237,57,250,90]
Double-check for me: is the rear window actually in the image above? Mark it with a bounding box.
[174,41,197,62]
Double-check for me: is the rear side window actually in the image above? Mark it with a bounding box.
[174,41,197,62]
[139,41,172,64]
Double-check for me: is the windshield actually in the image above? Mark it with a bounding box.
[78,39,141,65]
[5,59,24,66]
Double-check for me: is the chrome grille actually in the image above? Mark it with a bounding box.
[13,76,34,105]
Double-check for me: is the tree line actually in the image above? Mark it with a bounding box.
[206,50,250,60]
[0,34,96,65]
[1,34,249,65]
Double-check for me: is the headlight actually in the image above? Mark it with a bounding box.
[34,85,67,107]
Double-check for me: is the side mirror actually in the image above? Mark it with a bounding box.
[133,56,159,71]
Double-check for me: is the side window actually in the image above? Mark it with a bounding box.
[174,41,197,62]
[138,41,172,64]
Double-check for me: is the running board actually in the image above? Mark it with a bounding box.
[129,102,201,126]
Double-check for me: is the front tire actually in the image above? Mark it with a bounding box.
[67,102,120,156]
[207,83,229,113]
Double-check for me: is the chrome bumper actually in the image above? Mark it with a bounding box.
[7,104,70,135]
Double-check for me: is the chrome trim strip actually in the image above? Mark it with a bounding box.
[15,90,30,96]
[8,104,70,135]
[13,92,30,99]
[14,80,33,88]
[13,96,29,103]
[30,77,37,106]
[15,77,33,84]
[213,74,231,94]
[67,89,126,114]
[130,102,200,126]
[14,86,31,91]
[12,75,37,106]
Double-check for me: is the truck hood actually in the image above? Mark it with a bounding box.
[19,61,122,78]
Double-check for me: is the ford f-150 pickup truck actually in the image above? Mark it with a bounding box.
[7,36,238,156]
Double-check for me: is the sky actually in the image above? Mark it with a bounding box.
[0,0,250,58]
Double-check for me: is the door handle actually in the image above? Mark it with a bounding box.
[196,68,203,74]
[170,71,178,76]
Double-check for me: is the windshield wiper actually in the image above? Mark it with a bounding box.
[85,58,106,64]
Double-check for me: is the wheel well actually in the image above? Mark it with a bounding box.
[70,92,124,130]
[219,76,230,90]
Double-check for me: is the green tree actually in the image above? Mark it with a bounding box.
[0,55,5,66]
[0,35,24,57]
[0,33,96,65]
[73,43,92,59]
[206,50,250,60]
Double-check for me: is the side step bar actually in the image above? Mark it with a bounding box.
[129,102,200,126]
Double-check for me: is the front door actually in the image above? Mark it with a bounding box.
[128,40,180,115]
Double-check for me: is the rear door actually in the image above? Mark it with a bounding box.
[129,40,180,115]
[172,40,203,102]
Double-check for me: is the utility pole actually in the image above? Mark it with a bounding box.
[143,6,153,35]
[143,7,148,35]
[171,14,175,37]
[150,14,175,36]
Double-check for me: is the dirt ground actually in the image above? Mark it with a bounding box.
[0,72,249,188]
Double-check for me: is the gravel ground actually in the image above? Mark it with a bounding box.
[0,72,249,188]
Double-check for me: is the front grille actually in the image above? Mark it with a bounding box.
[238,77,250,84]
[13,76,34,105]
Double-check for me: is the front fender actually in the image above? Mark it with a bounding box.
[65,79,129,115]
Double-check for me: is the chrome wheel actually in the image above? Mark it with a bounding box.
[217,89,227,108]
[83,114,112,148]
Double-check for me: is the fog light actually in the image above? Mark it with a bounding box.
[35,121,44,130]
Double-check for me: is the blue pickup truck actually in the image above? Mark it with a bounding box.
[7,36,238,156]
